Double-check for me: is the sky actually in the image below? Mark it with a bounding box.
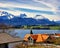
[0,0,60,21]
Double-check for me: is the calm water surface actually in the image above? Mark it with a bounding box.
[14,29,60,38]
[0,29,60,38]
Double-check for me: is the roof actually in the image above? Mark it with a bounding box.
[0,33,21,44]
[36,34,49,42]
[31,34,38,40]
[24,34,30,41]
[24,34,49,42]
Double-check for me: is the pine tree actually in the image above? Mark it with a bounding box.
[30,29,33,34]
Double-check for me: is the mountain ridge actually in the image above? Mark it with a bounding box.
[0,11,60,26]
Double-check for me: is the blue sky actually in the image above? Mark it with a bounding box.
[0,0,60,21]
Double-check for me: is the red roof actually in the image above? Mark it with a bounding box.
[24,34,49,42]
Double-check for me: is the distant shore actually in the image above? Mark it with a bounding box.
[9,25,60,30]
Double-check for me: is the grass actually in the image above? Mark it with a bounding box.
[13,25,60,30]
[14,43,60,48]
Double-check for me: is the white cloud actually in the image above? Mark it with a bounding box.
[41,14,60,21]
[0,9,60,21]
[0,2,54,11]
[33,0,56,12]
[0,1,60,21]
[33,0,60,16]
[0,9,36,18]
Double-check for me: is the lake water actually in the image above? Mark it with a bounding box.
[0,29,60,38]
[12,29,60,38]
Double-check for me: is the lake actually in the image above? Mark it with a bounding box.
[0,29,60,38]
[9,29,60,38]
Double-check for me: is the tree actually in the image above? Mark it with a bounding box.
[30,29,33,34]
[0,23,9,32]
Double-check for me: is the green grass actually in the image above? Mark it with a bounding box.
[23,25,60,30]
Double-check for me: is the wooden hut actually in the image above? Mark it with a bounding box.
[0,33,21,48]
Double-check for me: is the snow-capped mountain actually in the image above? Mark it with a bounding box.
[35,15,46,19]
[0,11,14,19]
[19,13,27,18]
[55,21,60,25]
[0,11,60,26]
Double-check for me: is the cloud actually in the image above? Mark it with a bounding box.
[0,2,55,15]
[0,2,52,11]
[0,0,60,21]
[33,0,56,12]
[41,14,60,21]
[33,0,60,16]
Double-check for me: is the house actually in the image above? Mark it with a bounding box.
[51,33,60,38]
[24,34,49,44]
[55,34,60,37]
[0,33,21,48]
[46,34,55,43]
[24,33,60,44]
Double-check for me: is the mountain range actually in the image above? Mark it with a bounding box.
[0,11,60,27]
